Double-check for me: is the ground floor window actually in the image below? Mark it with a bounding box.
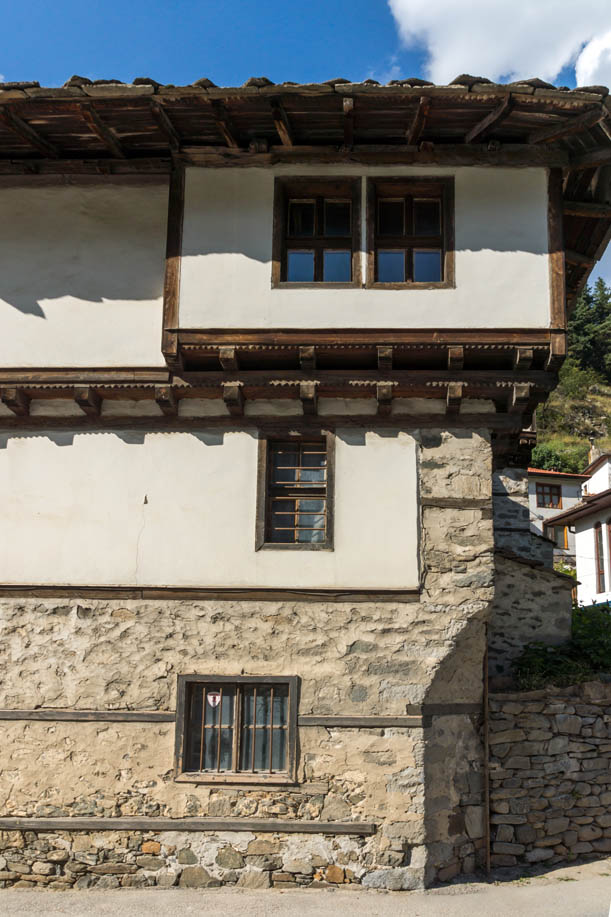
[175,675,298,783]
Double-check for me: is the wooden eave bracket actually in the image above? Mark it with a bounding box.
[74,386,102,417]
[376,381,393,416]
[513,347,534,370]
[1,387,30,416]
[270,98,294,148]
[464,95,513,144]
[299,346,316,372]
[299,381,318,415]
[447,346,464,370]
[377,345,393,371]
[150,102,181,152]
[406,96,429,146]
[446,381,463,414]
[78,103,126,159]
[563,200,611,219]
[530,107,607,145]
[219,346,239,371]
[222,381,244,415]
[508,382,533,413]
[565,249,596,267]
[342,97,354,151]
[155,384,177,416]
[210,101,240,149]
[545,332,567,371]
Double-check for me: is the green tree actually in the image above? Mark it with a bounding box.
[567,278,611,381]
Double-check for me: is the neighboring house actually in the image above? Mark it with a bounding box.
[547,454,611,606]
[527,467,591,566]
[0,75,609,890]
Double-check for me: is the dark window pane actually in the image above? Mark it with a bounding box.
[269,527,294,543]
[298,528,325,543]
[240,727,252,770]
[301,451,326,468]
[297,513,325,529]
[287,251,314,282]
[414,199,441,235]
[324,201,351,236]
[288,201,315,237]
[377,250,405,282]
[323,251,351,282]
[218,728,233,771]
[378,199,404,236]
[299,468,325,484]
[273,687,289,727]
[298,498,325,513]
[271,730,287,771]
[413,250,442,282]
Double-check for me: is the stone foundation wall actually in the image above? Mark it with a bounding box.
[488,554,574,687]
[489,681,611,869]
[0,428,495,889]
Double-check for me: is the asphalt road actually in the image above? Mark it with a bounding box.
[1,858,610,917]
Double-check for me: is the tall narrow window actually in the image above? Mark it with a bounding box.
[272,178,361,286]
[175,675,298,784]
[595,523,605,594]
[256,435,335,550]
[367,178,454,287]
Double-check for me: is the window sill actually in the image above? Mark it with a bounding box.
[256,541,333,552]
[365,281,455,290]
[175,772,297,787]
[272,282,360,290]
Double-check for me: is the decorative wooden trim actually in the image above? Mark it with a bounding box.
[161,165,185,370]
[548,168,566,331]
[404,702,481,716]
[0,816,377,836]
[174,674,299,784]
[0,709,175,723]
[176,328,558,346]
[421,496,490,509]
[271,176,362,289]
[298,715,423,728]
[365,176,455,289]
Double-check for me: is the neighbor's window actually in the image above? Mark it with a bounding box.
[256,436,334,550]
[595,523,605,593]
[272,179,361,285]
[536,483,562,508]
[175,675,298,783]
[367,178,454,286]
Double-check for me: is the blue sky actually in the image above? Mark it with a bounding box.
[1,0,609,284]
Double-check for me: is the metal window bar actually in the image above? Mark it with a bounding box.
[268,442,327,543]
[186,683,289,774]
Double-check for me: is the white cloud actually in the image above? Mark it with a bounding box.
[387,0,611,86]
[576,29,611,87]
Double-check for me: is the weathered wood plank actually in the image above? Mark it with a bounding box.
[74,386,101,417]
[222,381,244,415]
[563,199,611,218]
[0,817,377,836]
[548,168,566,331]
[270,99,294,148]
[565,249,595,266]
[161,166,185,369]
[0,107,59,157]
[150,102,181,152]
[464,95,513,144]
[298,715,423,728]
[0,709,175,722]
[79,103,125,158]
[300,380,318,415]
[406,97,429,146]
[530,107,606,144]
[1,387,30,416]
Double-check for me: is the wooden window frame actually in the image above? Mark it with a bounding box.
[255,432,335,551]
[366,177,455,289]
[536,482,563,509]
[272,177,361,288]
[174,674,299,786]
[595,523,606,594]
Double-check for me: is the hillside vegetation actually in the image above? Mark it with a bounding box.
[532,278,611,473]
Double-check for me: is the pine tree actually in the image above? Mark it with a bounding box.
[567,278,611,381]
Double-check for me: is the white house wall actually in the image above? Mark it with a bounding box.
[179,165,551,330]
[0,427,419,590]
[0,182,168,368]
[575,510,611,605]
[587,460,611,495]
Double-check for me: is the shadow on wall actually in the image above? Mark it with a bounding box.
[0,184,167,316]
[422,618,488,885]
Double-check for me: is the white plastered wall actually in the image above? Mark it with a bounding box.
[0,427,419,589]
[575,511,611,605]
[179,165,551,329]
[0,182,168,367]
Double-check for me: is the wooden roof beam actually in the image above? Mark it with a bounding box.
[529,107,607,145]
[0,108,59,158]
[464,95,513,144]
[1,387,30,417]
[150,102,181,152]
[406,97,430,146]
[571,147,611,171]
[563,200,611,219]
[565,249,596,267]
[270,99,294,148]
[342,97,354,151]
[79,104,125,159]
[210,101,240,149]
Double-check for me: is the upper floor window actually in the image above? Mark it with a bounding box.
[536,483,562,508]
[595,523,606,594]
[366,177,454,288]
[272,178,361,287]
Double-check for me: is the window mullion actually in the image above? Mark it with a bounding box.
[233,685,242,773]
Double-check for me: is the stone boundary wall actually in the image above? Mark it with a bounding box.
[489,681,611,868]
